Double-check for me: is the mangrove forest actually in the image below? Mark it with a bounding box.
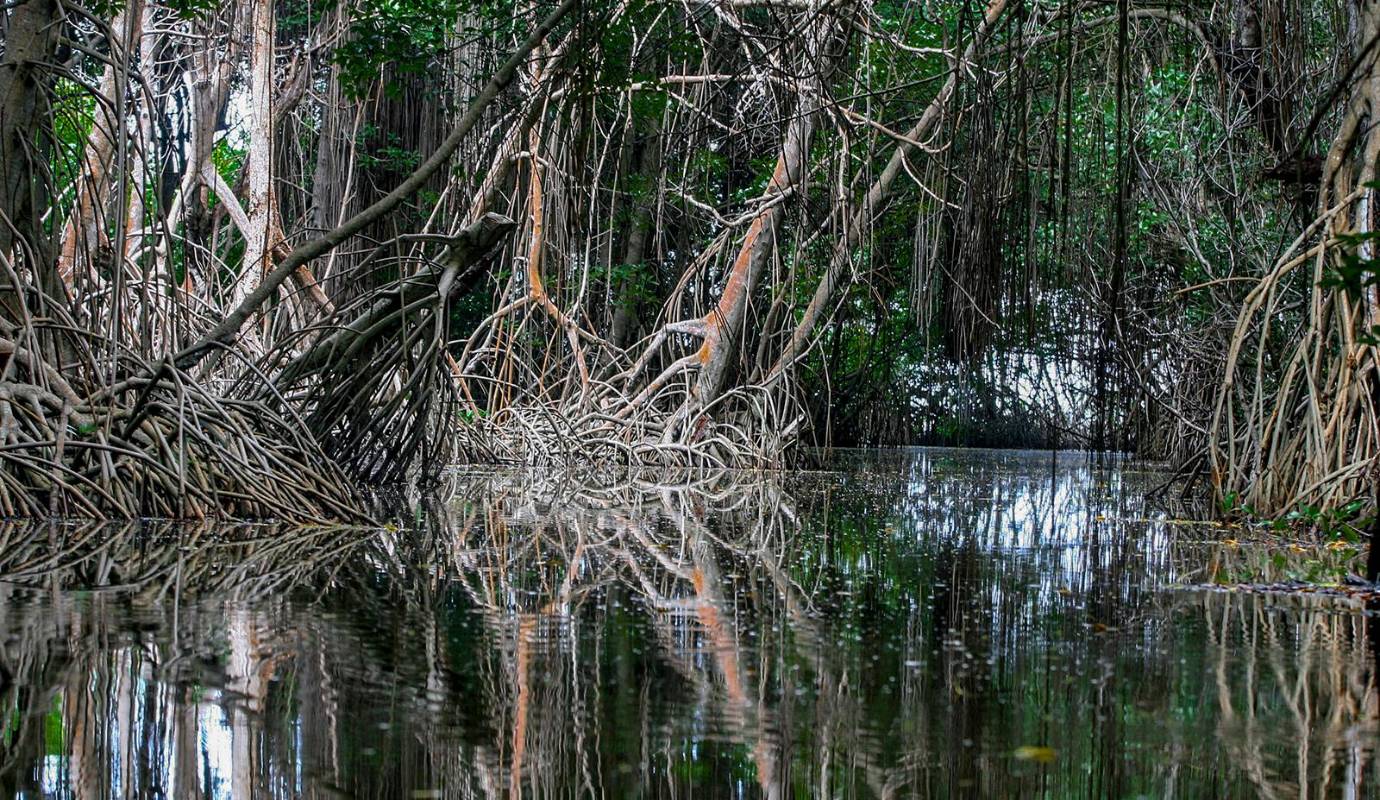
[0,0,1375,520]
[5,0,1380,795]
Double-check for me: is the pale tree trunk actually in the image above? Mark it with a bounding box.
[120,2,165,354]
[55,0,144,289]
[236,0,280,330]
[120,1,161,267]
[205,164,332,315]
[153,3,248,301]
[163,1,326,324]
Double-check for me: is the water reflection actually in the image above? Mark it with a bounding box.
[0,450,1377,797]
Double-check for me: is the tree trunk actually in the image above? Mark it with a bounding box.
[690,105,814,412]
[611,127,662,349]
[55,0,144,289]
[237,0,279,330]
[0,0,63,304]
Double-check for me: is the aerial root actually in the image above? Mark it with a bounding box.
[0,365,367,522]
[446,380,804,470]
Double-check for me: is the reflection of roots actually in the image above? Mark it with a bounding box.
[1201,591,1380,799]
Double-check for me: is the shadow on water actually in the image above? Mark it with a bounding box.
[0,449,1378,797]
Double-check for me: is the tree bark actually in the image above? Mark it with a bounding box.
[55,0,144,288]
[0,0,63,303]
[237,0,279,323]
[691,107,814,409]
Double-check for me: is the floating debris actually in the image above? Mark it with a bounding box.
[1014,746,1058,763]
[1184,578,1380,605]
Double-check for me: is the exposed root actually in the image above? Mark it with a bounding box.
[450,382,803,470]
[0,371,366,522]
[259,213,518,484]
[1210,5,1380,517]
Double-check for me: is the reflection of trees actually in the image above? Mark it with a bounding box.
[0,521,377,799]
[2,457,1379,798]
[1199,591,1380,799]
[429,472,812,798]
[0,478,850,798]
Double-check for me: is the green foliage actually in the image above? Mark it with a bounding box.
[1272,500,1370,541]
[211,139,246,191]
[629,90,670,126]
[164,0,221,18]
[1321,232,1380,294]
[731,154,778,204]
[331,0,505,97]
[608,260,655,307]
[49,79,96,205]
[1216,538,1362,586]
[355,126,421,172]
[279,0,333,36]
[3,705,17,749]
[1218,493,1372,582]
[678,148,728,203]
[44,695,63,756]
[456,408,489,425]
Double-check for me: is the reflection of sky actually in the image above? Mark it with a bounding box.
[40,755,62,797]
[202,700,233,799]
[885,449,1181,653]
[35,688,245,799]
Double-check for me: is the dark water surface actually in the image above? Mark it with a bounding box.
[2,449,1378,798]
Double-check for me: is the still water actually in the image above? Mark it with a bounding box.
[0,449,1377,798]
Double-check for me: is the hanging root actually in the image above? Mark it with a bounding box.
[257,213,518,485]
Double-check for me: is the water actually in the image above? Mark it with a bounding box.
[1,448,1377,798]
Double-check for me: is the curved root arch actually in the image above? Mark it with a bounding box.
[1212,5,1380,514]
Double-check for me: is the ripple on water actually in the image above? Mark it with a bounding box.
[0,449,1377,797]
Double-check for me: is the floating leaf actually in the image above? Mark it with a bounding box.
[1014,746,1057,763]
